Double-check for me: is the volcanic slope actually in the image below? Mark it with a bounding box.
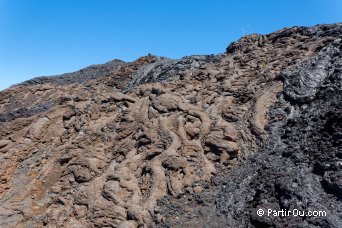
[0,23,341,227]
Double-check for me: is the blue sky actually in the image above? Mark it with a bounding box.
[0,0,341,91]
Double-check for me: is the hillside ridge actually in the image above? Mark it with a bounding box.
[0,23,341,227]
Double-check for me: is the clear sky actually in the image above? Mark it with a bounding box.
[0,0,341,91]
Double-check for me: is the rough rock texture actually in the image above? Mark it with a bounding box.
[158,35,342,228]
[0,23,341,227]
